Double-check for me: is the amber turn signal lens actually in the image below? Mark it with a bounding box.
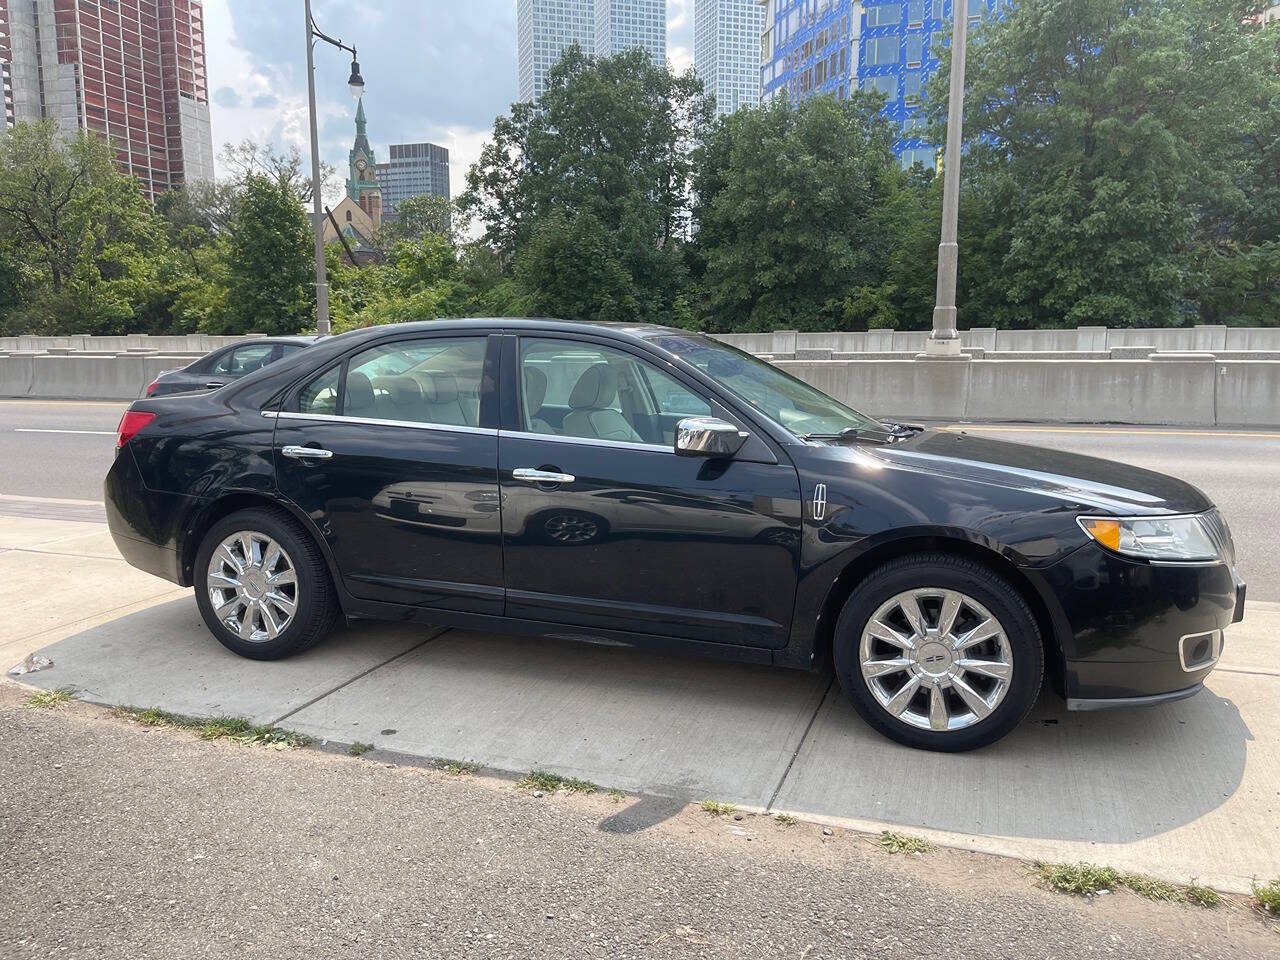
[1080,518,1122,551]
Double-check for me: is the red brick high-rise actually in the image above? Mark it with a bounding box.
[0,0,215,199]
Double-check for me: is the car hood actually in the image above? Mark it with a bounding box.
[844,429,1212,515]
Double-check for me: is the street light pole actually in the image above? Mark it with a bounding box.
[303,0,364,338]
[925,0,970,358]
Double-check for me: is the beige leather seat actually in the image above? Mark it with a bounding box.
[372,376,423,422]
[522,366,557,434]
[562,363,642,443]
[345,371,377,417]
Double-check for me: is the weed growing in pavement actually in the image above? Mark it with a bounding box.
[608,789,626,803]
[1254,878,1280,915]
[1184,880,1222,908]
[699,799,738,817]
[774,813,798,826]
[111,706,311,749]
[348,741,373,756]
[518,770,597,794]
[437,759,479,775]
[1037,863,1222,906]
[876,831,930,854]
[23,687,76,709]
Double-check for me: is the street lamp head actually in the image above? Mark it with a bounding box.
[347,57,365,99]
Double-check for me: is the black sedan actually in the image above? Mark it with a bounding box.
[144,336,315,398]
[105,319,1246,751]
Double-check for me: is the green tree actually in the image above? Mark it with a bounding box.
[377,193,458,248]
[212,174,314,335]
[0,121,164,334]
[932,0,1276,328]
[691,94,902,332]
[460,45,712,323]
[515,211,637,322]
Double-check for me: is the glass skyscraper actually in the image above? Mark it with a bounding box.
[759,0,1001,166]
[694,0,767,116]
[518,0,597,102]
[596,0,667,66]
[518,0,667,102]
[375,142,451,221]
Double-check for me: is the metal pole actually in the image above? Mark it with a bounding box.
[305,0,331,338]
[925,0,969,357]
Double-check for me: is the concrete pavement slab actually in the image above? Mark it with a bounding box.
[286,630,832,807]
[19,599,441,725]
[0,516,106,549]
[771,668,1279,892]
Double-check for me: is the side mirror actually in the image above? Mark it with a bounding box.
[675,417,749,458]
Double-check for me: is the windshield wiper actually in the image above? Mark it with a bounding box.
[878,421,924,439]
[802,426,890,444]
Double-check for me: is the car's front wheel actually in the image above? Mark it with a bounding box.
[193,507,338,660]
[833,553,1044,752]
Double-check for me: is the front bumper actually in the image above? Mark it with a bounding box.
[1036,542,1243,705]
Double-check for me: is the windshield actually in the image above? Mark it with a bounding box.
[647,333,883,438]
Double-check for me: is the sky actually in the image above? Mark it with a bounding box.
[204,0,695,204]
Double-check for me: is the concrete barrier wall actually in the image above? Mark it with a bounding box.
[2,348,1279,427]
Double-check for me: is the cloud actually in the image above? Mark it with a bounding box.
[251,93,279,110]
[213,86,242,109]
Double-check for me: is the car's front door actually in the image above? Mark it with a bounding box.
[275,333,504,615]
[498,335,802,649]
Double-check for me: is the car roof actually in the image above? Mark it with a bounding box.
[321,318,687,348]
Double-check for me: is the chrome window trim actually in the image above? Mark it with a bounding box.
[271,410,498,437]
[499,429,675,455]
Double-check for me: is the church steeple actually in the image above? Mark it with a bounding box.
[346,97,382,235]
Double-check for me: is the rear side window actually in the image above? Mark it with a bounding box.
[211,344,276,376]
[343,336,488,427]
[299,365,340,415]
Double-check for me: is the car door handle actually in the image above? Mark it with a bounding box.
[513,467,575,485]
[205,381,226,389]
[281,445,334,460]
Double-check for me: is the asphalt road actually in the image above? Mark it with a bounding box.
[0,400,1275,597]
[2,685,1275,960]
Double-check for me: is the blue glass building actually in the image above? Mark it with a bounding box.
[759,0,1002,167]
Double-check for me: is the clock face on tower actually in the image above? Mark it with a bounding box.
[356,158,368,173]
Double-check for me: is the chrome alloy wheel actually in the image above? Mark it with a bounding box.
[206,531,299,643]
[859,588,1014,732]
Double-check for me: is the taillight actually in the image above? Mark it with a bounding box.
[145,378,161,397]
[116,410,156,448]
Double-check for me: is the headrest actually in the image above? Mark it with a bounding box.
[523,366,548,414]
[568,363,618,410]
[421,371,459,404]
[374,376,420,409]
[346,371,375,412]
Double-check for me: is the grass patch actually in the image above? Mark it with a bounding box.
[1254,879,1280,915]
[608,789,626,803]
[1037,863,1221,906]
[517,770,597,794]
[23,687,76,709]
[437,759,479,776]
[348,741,373,756]
[699,799,738,817]
[876,831,930,854]
[1184,881,1222,908]
[112,706,311,749]
[1037,863,1121,896]
[774,813,798,826]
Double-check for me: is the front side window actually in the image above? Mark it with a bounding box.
[647,334,882,438]
[519,338,711,446]
[337,336,487,426]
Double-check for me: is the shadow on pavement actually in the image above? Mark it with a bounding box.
[15,596,1255,849]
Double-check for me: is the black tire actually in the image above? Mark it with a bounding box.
[193,507,338,660]
[833,553,1043,752]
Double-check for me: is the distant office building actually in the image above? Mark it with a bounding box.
[375,142,450,221]
[596,0,667,65]
[517,0,597,101]
[759,0,1000,167]
[694,0,766,116]
[0,0,214,198]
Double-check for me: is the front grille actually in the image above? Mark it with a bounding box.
[1200,508,1236,566]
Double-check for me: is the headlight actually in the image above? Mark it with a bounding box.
[1077,514,1221,562]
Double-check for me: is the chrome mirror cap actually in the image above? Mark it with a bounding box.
[675,417,749,458]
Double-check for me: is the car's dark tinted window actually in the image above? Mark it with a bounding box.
[211,343,276,376]
[279,344,306,357]
[299,365,340,416]
[343,337,487,426]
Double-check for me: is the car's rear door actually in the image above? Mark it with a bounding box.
[275,332,504,614]
[497,333,802,649]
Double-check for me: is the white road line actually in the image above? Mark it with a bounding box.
[12,428,116,436]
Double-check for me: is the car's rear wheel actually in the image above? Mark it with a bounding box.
[193,508,338,660]
[833,553,1043,752]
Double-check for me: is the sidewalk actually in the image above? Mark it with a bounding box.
[4,507,1278,893]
